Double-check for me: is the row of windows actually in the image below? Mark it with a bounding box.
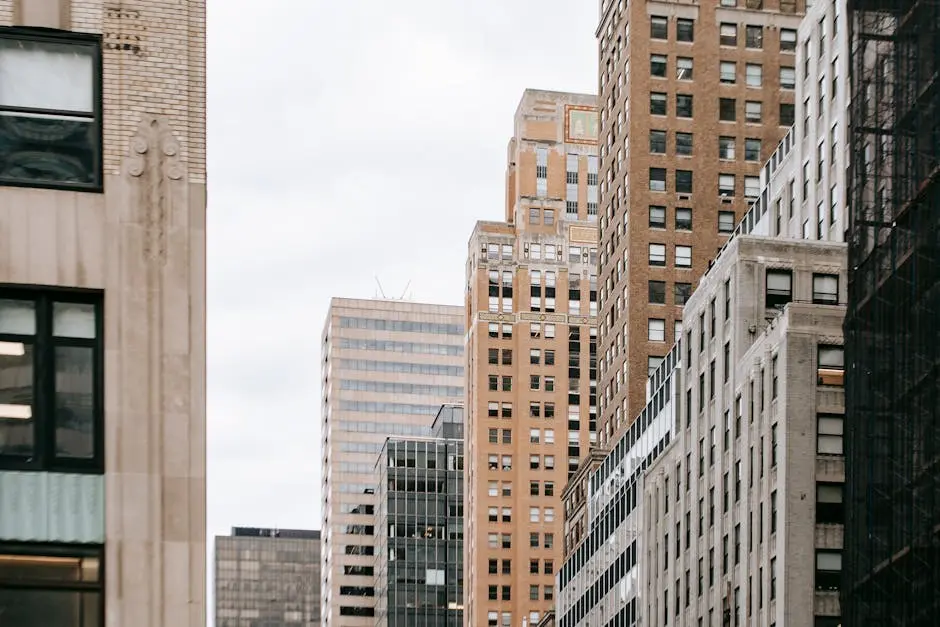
[337,337,463,356]
[338,379,463,398]
[648,167,761,198]
[649,14,796,52]
[336,359,463,377]
[648,243,692,268]
[483,243,598,265]
[648,205,736,234]
[338,400,442,416]
[485,453,558,471]
[333,421,427,436]
[649,280,693,306]
[338,316,463,336]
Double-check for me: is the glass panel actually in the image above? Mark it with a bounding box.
[0,299,35,335]
[0,342,34,456]
[0,113,97,186]
[0,588,100,625]
[55,345,95,459]
[54,302,96,339]
[816,552,842,570]
[0,553,99,582]
[0,39,94,112]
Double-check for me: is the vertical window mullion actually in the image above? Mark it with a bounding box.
[36,295,55,469]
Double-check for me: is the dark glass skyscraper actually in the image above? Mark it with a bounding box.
[374,404,464,627]
[843,0,940,624]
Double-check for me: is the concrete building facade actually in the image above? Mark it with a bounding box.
[0,3,206,627]
[464,89,599,627]
[594,0,806,441]
[320,298,464,626]
[215,528,322,627]
[374,404,464,627]
[640,235,847,627]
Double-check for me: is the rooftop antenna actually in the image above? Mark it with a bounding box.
[399,280,412,300]
[374,276,388,299]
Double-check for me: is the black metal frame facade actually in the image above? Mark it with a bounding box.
[843,0,940,624]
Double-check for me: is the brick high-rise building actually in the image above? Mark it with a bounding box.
[0,2,206,626]
[464,89,598,627]
[319,298,464,626]
[595,0,805,441]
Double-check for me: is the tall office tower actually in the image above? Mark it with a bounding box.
[595,0,805,441]
[464,89,599,627]
[0,4,205,627]
[374,404,464,627]
[320,298,464,626]
[215,528,322,626]
[638,236,847,627]
[843,1,940,625]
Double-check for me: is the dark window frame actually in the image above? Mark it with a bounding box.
[0,285,104,473]
[0,27,104,193]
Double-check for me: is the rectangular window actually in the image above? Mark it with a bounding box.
[780,28,797,51]
[649,319,666,342]
[815,551,842,591]
[0,30,103,191]
[718,211,735,233]
[720,61,736,84]
[650,167,667,192]
[818,414,844,455]
[676,132,693,156]
[719,136,736,160]
[651,15,668,39]
[720,23,737,46]
[676,94,693,118]
[745,101,762,123]
[649,244,667,266]
[744,176,760,198]
[676,170,692,193]
[675,283,692,306]
[813,274,839,304]
[651,92,667,115]
[649,280,667,304]
[746,25,763,48]
[675,207,692,231]
[780,66,796,89]
[818,346,845,386]
[651,54,667,77]
[649,206,666,228]
[719,174,735,197]
[780,103,795,126]
[719,98,737,122]
[0,544,104,624]
[744,138,761,162]
[650,129,667,154]
[677,18,694,42]
[0,291,103,471]
[675,246,692,268]
[817,483,845,523]
[765,270,792,309]
[677,57,693,80]
[745,63,762,87]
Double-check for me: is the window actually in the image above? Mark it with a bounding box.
[720,61,736,84]
[780,66,796,89]
[677,18,694,42]
[676,94,693,118]
[719,98,736,122]
[780,28,797,51]
[650,167,666,192]
[649,319,666,342]
[675,283,692,305]
[649,280,666,304]
[0,30,103,191]
[649,206,666,228]
[651,15,668,39]
[0,545,104,625]
[744,138,761,162]
[677,57,693,80]
[651,54,667,77]
[676,132,693,156]
[765,270,792,309]
[651,92,667,115]
[815,551,842,591]
[744,176,760,198]
[718,211,735,233]
[780,103,795,126]
[720,23,737,46]
[745,101,762,123]
[818,346,845,387]
[676,246,692,268]
[676,207,692,230]
[745,25,763,48]
[817,414,844,455]
[676,170,692,193]
[745,64,762,87]
[648,356,664,376]
[719,174,735,197]
[649,244,667,266]
[0,291,103,471]
[817,483,845,523]
[719,136,736,160]
[650,129,667,154]
[813,274,839,304]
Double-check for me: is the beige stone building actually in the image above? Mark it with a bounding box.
[464,89,598,627]
[319,298,464,626]
[0,2,206,627]
[595,0,805,441]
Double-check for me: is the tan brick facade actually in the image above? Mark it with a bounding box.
[596,0,804,443]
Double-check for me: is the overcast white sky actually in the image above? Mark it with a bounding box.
[206,0,597,540]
